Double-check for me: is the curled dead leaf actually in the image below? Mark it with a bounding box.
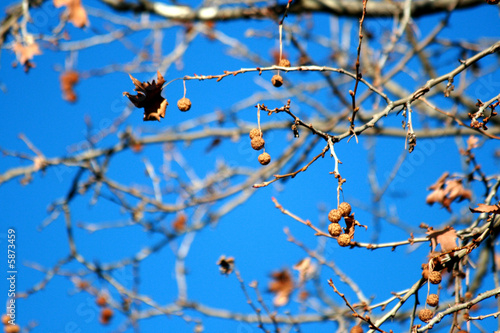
[268,269,293,307]
[426,173,471,212]
[216,255,235,275]
[53,0,89,28]
[469,203,500,214]
[123,71,168,121]
[426,226,458,252]
[60,70,79,102]
[172,213,187,232]
[466,135,479,151]
[293,258,315,285]
[12,42,42,66]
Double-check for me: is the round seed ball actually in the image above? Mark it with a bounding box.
[337,233,351,247]
[338,202,352,217]
[427,294,439,307]
[177,97,192,111]
[249,128,261,139]
[328,209,342,223]
[271,74,283,87]
[100,307,114,325]
[3,324,20,333]
[279,58,291,67]
[258,152,271,165]
[251,137,265,150]
[429,271,442,284]
[350,325,363,333]
[418,308,433,323]
[328,223,342,237]
[1,314,10,325]
[96,294,107,307]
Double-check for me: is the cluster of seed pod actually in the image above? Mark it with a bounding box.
[249,128,271,165]
[271,58,291,87]
[2,314,20,333]
[96,293,114,325]
[327,202,353,247]
[418,267,445,324]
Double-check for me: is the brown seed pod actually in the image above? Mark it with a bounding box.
[427,294,439,307]
[77,280,90,289]
[4,324,20,333]
[251,137,265,150]
[100,307,114,325]
[328,209,342,223]
[337,233,351,247]
[338,202,352,217]
[3,324,21,333]
[429,271,442,284]
[279,58,291,67]
[464,291,472,299]
[350,325,364,333]
[418,308,434,323]
[271,74,283,87]
[258,152,271,165]
[96,294,107,307]
[177,97,192,112]
[1,314,10,325]
[328,223,342,237]
[249,128,261,139]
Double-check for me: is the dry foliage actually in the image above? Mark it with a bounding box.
[1,0,500,332]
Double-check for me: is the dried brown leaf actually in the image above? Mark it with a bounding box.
[60,70,79,102]
[344,215,356,238]
[12,42,42,65]
[54,0,89,28]
[469,203,500,214]
[426,188,447,206]
[445,179,472,202]
[427,227,458,252]
[268,269,293,307]
[172,213,187,232]
[426,173,471,212]
[466,135,479,151]
[216,255,235,275]
[123,71,168,121]
[293,257,315,285]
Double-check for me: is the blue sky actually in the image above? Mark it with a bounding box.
[1,0,500,332]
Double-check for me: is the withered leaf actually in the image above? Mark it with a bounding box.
[445,179,472,202]
[427,227,458,252]
[426,188,447,206]
[466,135,479,151]
[469,203,500,214]
[60,70,79,102]
[268,269,293,307]
[53,0,89,28]
[216,255,235,275]
[344,216,356,238]
[123,71,168,122]
[293,257,315,285]
[172,213,187,232]
[426,173,471,212]
[12,42,42,65]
